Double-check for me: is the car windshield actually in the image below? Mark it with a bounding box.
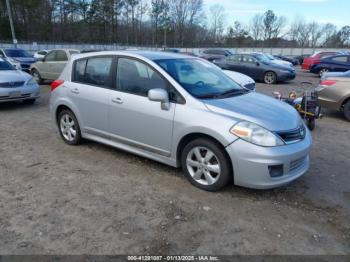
[155,58,244,99]
[255,54,271,63]
[265,54,275,60]
[4,49,32,58]
[0,58,15,70]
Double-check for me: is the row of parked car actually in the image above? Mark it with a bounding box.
[1,46,349,121]
[300,50,350,76]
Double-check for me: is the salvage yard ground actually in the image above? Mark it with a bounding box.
[0,68,349,255]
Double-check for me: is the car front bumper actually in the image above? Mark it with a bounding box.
[278,71,296,82]
[0,84,40,103]
[226,129,312,189]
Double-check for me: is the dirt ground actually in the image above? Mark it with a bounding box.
[0,68,349,255]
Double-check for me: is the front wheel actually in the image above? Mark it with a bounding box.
[319,68,329,77]
[31,69,44,85]
[57,109,82,145]
[181,138,232,191]
[264,71,277,84]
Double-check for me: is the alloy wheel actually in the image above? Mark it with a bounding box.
[264,72,276,84]
[60,113,77,142]
[319,68,328,77]
[186,146,221,186]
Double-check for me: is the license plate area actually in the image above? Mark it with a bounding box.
[9,91,21,98]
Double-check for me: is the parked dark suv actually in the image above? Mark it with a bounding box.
[200,49,234,62]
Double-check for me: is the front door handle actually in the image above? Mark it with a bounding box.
[112,97,123,104]
[71,88,79,94]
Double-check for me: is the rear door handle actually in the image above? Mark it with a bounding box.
[112,97,123,104]
[71,88,79,94]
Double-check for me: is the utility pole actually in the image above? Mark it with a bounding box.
[5,0,17,47]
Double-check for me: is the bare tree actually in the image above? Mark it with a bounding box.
[209,4,225,43]
[249,14,263,43]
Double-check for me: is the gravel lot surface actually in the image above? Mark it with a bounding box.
[0,68,349,255]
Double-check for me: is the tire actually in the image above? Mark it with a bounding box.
[57,109,82,145]
[319,68,329,77]
[181,138,232,192]
[307,118,315,131]
[343,101,350,121]
[23,99,36,104]
[264,71,277,84]
[31,69,44,85]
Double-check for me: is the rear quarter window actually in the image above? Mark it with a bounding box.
[73,57,113,88]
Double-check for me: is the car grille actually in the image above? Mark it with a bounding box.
[0,81,25,88]
[289,156,307,172]
[0,93,31,101]
[276,125,306,144]
[21,63,30,69]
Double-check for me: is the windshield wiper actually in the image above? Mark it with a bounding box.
[217,89,248,98]
[197,89,247,99]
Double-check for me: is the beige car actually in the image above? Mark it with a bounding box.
[30,49,79,83]
[316,70,350,121]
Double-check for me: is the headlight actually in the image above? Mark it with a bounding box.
[279,69,291,74]
[27,77,37,86]
[230,121,284,147]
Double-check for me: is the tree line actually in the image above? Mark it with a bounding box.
[0,0,349,48]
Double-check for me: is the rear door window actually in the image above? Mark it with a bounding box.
[332,56,348,63]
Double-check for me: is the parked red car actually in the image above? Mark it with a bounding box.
[302,52,339,70]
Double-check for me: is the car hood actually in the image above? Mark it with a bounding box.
[12,57,36,63]
[223,70,255,86]
[202,92,301,131]
[263,62,293,71]
[0,70,31,82]
[271,59,293,67]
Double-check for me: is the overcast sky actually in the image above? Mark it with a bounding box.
[204,0,349,28]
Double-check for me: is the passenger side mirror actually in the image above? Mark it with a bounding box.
[148,88,170,110]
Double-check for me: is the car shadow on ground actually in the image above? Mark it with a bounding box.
[0,101,39,111]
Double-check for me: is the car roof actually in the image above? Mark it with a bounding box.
[71,50,193,61]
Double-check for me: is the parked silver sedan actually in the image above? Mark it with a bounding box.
[50,51,312,191]
[0,58,40,104]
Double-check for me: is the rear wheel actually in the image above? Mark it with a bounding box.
[57,109,82,145]
[264,71,277,84]
[31,69,44,85]
[319,68,329,77]
[181,138,232,191]
[343,101,350,121]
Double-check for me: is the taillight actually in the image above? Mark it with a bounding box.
[319,79,337,87]
[51,80,64,91]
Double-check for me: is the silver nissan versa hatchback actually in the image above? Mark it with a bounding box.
[50,51,312,191]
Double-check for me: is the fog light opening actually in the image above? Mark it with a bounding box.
[268,164,284,178]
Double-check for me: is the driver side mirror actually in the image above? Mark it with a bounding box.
[256,62,260,66]
[148,88,170,110]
